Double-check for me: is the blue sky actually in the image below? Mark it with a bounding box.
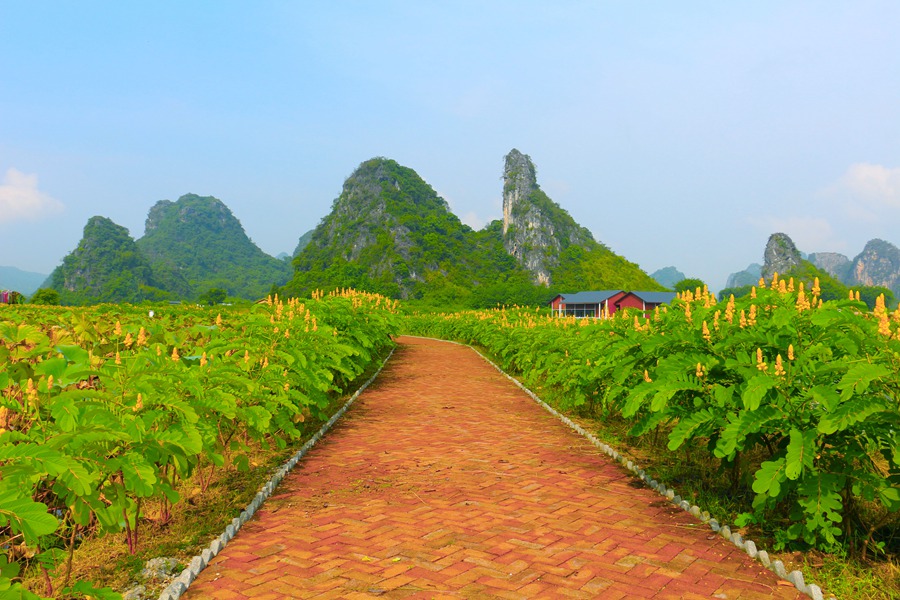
[2,1,899,291]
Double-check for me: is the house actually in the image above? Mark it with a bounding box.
[549,290,677,318]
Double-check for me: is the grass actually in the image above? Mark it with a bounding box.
[19,347,393,598]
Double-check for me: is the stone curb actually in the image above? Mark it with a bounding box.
[156,346,396,600]
[415,337,834,600]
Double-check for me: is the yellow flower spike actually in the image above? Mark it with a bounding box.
[684,302,692,324]
[171,347,180,362]
[216,314,223,326]
[285,329,291,339]
[778,279,787,294]
[875,294,887,317]
[695,362,704,378]
[702,321,711,341]
[758,277,766,289]
[756,348,767,372]
[654,306,660,321]
[750,286,757,299]
[137,327,147,346]
[283,382,290,392]
[47,375,53,392]
[725,295,735,324]
[633,316,640,329]
[274,326,279,334]
[713,310,721,331]
[775,354,786,377]
[788,344,795,360]
[771,271,779,287]
[26,378,38,407]
[244,350,250,363]
[739,309,747,328]
[788,278,795,292]
[643,369,652,383]
[114,321,122,336]
[134,393,143,412]
[156,345,162,356]
[849,289,855,301]
[796,288,809,312]
[124,332,133,348]
[115,351,121,365]
[200,352,208,367]
[749,304,757,326]
[878,315,892,336]
[812,277,821,296]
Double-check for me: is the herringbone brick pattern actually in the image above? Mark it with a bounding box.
[185,337,801,599]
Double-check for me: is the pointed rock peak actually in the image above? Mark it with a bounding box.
[762,233,803,279]
[502,150,537,234]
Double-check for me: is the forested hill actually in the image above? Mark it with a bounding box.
[283,153,661,307]
[284,157,532,305]
[45,216,160,304]
[136,194,291,299]
[44,195,291,304]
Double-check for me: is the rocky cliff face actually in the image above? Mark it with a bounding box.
[849,239,900,295]
[761,233,803,280]
[808,252,852,282]
[501,149,595,286]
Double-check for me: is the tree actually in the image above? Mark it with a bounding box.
[856,286,897,310]
[674,278,707,293]
[198,287,227,306]
[30,288,60,305]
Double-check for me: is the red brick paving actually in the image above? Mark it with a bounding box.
[185,337,801,599]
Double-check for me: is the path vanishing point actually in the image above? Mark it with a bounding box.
[184,336,803,599]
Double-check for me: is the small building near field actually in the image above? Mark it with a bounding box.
[549,290,677,318]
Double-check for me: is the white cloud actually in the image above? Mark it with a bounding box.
[748,215,843,253]
[837,163,900,207]
[0,168,64,224]
[820,163,900,222]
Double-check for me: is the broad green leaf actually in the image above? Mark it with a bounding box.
[837,363,892,400]
[818,396,890,435]
[785,428,816,480]
[742,375,775,411]
[0,490,58,543]
[879,486,900,511]
[752,458,787,498]
[667,409,714,451]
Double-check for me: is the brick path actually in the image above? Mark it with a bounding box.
[185,337,802,599]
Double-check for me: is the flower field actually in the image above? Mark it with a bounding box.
[405,276,900,561]
[0,290,398,598]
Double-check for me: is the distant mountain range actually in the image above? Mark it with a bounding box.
[0,266,48,296]
[650,266,685,289]
[44,194,292,304]
[36,150,664,306]
[283,150,661,305]
[727,235,900,300]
